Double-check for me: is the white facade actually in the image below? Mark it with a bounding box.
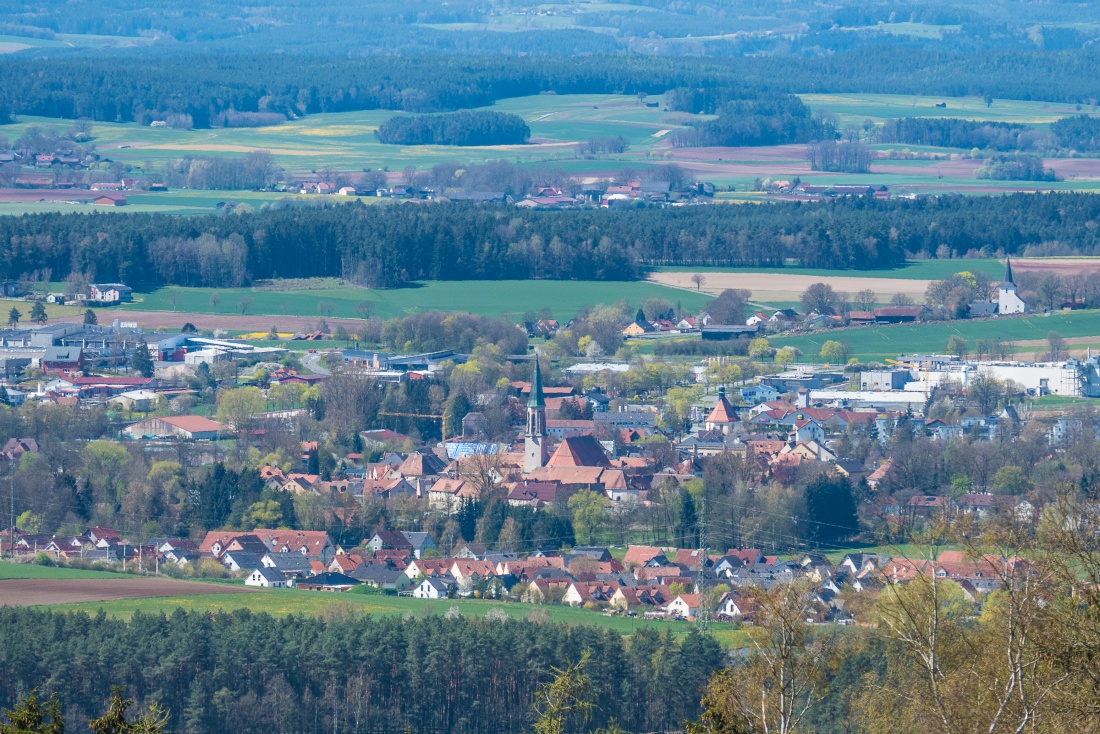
[997,259,1026,315]
[905,361,1095,397]
[412,578,450,599]
[246,568,286,588]
[998,283,1026,315]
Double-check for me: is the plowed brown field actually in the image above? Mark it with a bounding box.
[0,578,254,607]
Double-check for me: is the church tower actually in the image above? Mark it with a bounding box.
[524,357,549,473]
[998,258,1027,315]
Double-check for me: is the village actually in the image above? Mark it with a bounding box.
[1,309,1076,628]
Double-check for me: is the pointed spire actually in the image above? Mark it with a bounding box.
[528,356,545,408]
[1003,258,1014,285]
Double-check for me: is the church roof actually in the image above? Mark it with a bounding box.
[546,436,611,468]
[706,389,737,424]
[528,358,545,408]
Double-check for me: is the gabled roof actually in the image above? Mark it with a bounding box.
[546,436,610,468]
[371,530,413,549]
[160,415,227,434]
[397,452,448,477]
[251,567,284,583]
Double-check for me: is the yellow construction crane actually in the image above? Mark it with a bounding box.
[886,358,932,401]
[378,411,449,443]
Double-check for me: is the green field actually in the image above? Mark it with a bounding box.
[3,93,682,174]
[774,309,1100,362]
[121,279,711,322]
[801,93,1100,129]
[0,562,129,580]
[38,587,748,647]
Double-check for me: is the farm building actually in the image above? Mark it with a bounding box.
[89,284,133,303]
[92,195,127,206]
[122,415,227,440]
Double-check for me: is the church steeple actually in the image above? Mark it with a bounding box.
[524,356,548,472]
[528,358,545,408]
[1002,258,1015,287]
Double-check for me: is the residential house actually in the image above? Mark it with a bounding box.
[351,564,411,590]
[366,530,414,554]
[221,551,264,573]
[402,532,438,559]
[622,545,667,569]
[246,567,287,588]
[261,553,314,579]
[716,592,746,620]
[506,480,561,510]
[454,542,489,560]
[564,582,619,606]
[413,577,454,599]
[666,594,702,618]
[428,477,479,513]
[908,495,955,519]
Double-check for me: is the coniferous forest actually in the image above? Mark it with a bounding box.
[2,49,1100,126]
[0,608,721,734]
[3,194,1100,288]
[376,111,530,146]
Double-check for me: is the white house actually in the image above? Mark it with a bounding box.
[716,592,744,619]
[412,577,453,599]
[246,567,287,588]
[666,593,701,618]
[745,312,769,327]
[998,259,1026,315]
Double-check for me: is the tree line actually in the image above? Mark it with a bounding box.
[6,194,1100,288]
[376,110,530,146]
[671,94,833,148]
[0,608,721,734]
[1050,114,1100,153]
[877,114,1100,153]
[3,48,1100,127]
[878,117,1036,151]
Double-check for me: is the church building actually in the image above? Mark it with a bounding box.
[998,258,1027,315]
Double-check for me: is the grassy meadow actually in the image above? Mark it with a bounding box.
[801,93,1100,129]
[31,585,748,647]
[4,93,682,174]
[773,309,1100,362]
[0,562,127,580]
[118,279,712,322]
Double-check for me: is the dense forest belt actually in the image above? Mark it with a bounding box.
[4,195,1100,288]
[1,48,1099,125]
[0,608,721,734]
[376,110,530,146]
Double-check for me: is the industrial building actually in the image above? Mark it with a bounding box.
[890,353,1100,398]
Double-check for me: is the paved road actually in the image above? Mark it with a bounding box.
[301,352,332,375]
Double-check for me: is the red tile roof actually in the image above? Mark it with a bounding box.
[546,436,610,468]
[161,415,227,433]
